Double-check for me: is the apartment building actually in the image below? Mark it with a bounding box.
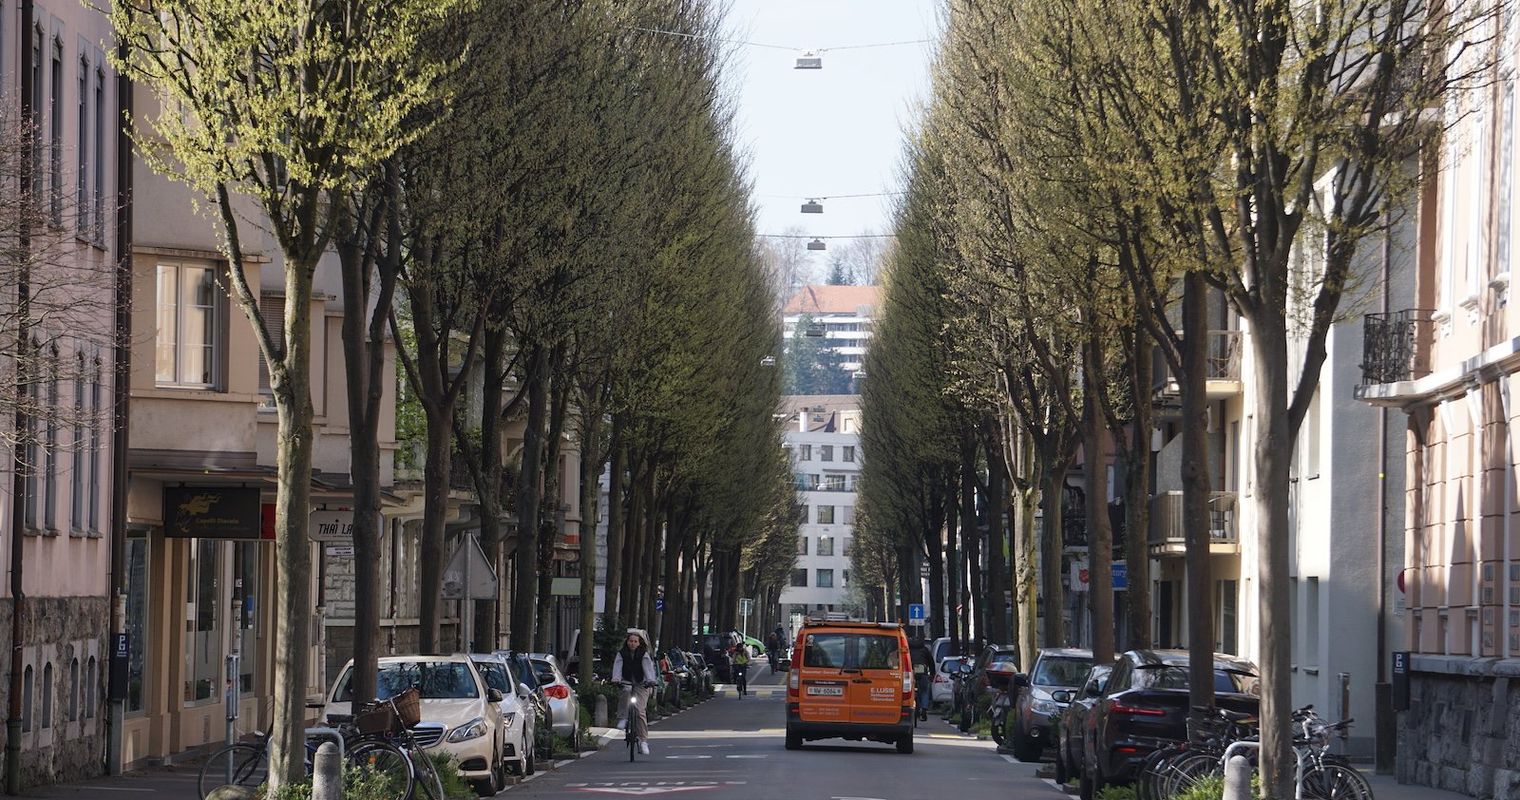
[1351,38,1520,796]
[0,0,119,787]
[779,396,862,631]
[782,285,878,376]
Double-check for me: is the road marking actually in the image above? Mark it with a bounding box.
[724,754,767,759]
[1001,754,1019,765]
[581,789,712,795]
[663,755,712,759]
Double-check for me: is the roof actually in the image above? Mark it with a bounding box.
[1038,648,1095,659]
[783,284,880,315]
[1129,649,1257,672]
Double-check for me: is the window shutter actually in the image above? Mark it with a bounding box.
[257,294,285,392]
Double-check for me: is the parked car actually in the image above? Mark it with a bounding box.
[496,650,556,761]
[469,654,537,777]
[1081,650,1260,800]
[563,629,611,681]
[685,651,714,692]
[933,655,969,705]
[528,653,581,740]
[1008,648,1094,761]
[785,618,916,753]
[665,649,700,692]
[1056,663,1113,785]
[322,654,509,796]
[695,633,735,682]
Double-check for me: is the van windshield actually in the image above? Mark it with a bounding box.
[802,632,900,670]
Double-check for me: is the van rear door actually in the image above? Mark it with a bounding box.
[847,631,904,725]
[797,631,851,723]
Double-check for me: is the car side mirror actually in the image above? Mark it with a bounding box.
[957,662,973,675]
[1052,689,1074,704]
[1086,684,1104,698]
[568,676,579,689]
[518,682,534,698]
[487,688,504,703]
[1013,673,1030,688]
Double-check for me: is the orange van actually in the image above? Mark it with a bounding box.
[785,616,915,753]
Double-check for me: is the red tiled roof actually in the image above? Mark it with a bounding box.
[783,284,880,315]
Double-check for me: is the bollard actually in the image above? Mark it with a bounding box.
[1223,754,1252,800]
[205,788,256,800]
[594,694,609,727]
[312,741,342,800]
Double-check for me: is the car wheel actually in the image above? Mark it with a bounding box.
[1011,726,1043,763]
[1054,741,1070,784]
[471,745,502,796]
[895,734,914,754]
[784,727,802,751]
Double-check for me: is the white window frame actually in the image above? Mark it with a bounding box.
[155,263,222,389]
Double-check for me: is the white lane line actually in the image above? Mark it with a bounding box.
[1001,754,1019,765]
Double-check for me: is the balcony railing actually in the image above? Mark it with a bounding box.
[1153,330,1243,394]
[1359,309,1433,386]
[1148,490,1239,549]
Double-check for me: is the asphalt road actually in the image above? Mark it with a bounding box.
[509,665,1068,800]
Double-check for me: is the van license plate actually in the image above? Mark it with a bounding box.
[807,686,844,696]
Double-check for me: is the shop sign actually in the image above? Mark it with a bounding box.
[164,486,262,539]
[310,509,356,542]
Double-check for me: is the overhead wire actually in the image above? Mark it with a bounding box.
[626,25,932,54]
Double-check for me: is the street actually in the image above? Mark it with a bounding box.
[509,668,1063,800]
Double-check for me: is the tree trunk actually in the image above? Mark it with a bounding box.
[983,419,1010,646]
[535,368,569,652]
[419,399,451,653]
[925,482,947,640]
[1251,317,1294,800]
[944,475,961,653]
[1083,339,1115,665]
[1124,324,1154,650]
[1181,271,1216,723]
[268,266,316,788]
[577,401,603,686]
[509,346,549,651]
[623,472,646,624]
[1015,482,1039,672]
[1040,465,1068,648]
[961,432,982,648]
[470,326,508,653]
[603,420,625,624]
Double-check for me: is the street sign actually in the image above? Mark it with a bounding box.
[1392,651,1410,711]
[441,533,498,600]
[324,545,355,558]
[739,598,754,615]
[309,509,356,543]
[108,633,129,700]
[1113,561,1127,591]
[655,597,665,612]
[907,603,926,625]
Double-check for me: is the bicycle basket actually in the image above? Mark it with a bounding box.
[391,687,422,729]
[353,703,399,735]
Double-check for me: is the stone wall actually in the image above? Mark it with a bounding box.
[1398,656,1520,800]
[0,596,111,790]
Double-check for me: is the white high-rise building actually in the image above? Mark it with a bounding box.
[779,397,862,630]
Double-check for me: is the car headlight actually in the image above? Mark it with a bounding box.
[502,712,517,728]
[1031,699,1061,716]
[446,717,488,743]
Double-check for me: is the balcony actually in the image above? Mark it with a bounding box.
[1148,490,1240,556]
[1153,330,1243,400]
[1060,486,1127,553]
[1356,309,1433,390]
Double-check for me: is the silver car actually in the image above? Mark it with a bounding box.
[528,653,581,740]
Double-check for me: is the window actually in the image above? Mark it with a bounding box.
[842,570,849,587]
[67,658,78,722]
[842,506,854,525]
[22,341,40,530]
[41,662,52,729]
[89,358,100,531]
[71,354,85,527]
[817,569,834,588]
[790,568,808,587]
[125,535,148,714]
[1305,390,1321,478]
[798,444,812,461]
[236,542,258,694]
[820,445,833,462]
[43,346,58,530]
[85,657,96,719]
[76,52,87,234]
[801,632,896,669]
[185,539,221,703]
[1218,580,1238,655]
[1304,577,1321,667]
[29,24,42,200]
[817,505,835,525]
[842,446,855,462]
[156,263,220,387]
[256,293,285,393]
[821,474,844,491]
[817,535,834,556]
[50,36,62,224]
[21,666,33,732]
[842,536,852,557]
[93,67,103,240]
[796,535,808,555]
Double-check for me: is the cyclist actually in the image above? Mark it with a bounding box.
[732,645,751,696]
[612,629,658,755]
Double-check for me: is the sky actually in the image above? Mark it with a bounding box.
[721,1,942,285]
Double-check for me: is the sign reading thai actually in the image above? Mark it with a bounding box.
[164,486,262,539]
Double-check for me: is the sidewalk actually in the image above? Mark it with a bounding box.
[23,768,201,799]
[1364,771,1474,800]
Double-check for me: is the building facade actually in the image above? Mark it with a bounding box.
[1352,36,1520,794]
[0,0,120,787]
[779,397,862,633]
[782,285,878,376]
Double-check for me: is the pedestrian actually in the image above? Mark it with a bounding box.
[910,636,933,721]
[611,629,658,755]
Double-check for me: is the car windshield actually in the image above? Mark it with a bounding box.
[530,659,558,686]
[802,632,900,670]
[1033,657,1091,687]
[337,661,479,702]
[474,661,511,694]
[1141,665,1261,695]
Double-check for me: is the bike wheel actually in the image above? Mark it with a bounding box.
[409,748,446,800]
[1301,763,1375,800]
[198,743,268,798]
[628,733,637,762]
[1162,752,1222,798]
[346,741,413,800]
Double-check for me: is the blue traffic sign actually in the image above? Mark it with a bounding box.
[907,603,926,623]
[1113,562,1128,591]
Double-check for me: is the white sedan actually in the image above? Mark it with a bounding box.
[470,654,537,777]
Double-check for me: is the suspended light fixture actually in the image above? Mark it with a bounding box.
[795,51,822,69]
[801,199,824,214]
[807,238,827,251]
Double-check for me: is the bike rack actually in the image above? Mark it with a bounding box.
[1217,741,1308,800]
[305,726,346,760]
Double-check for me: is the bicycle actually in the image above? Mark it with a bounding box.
[620,681,656,763]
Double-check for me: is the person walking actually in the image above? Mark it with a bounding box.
[910,637,933,721]
[764,632,779,672]
[612,630,659,755]
[732,646,751,696]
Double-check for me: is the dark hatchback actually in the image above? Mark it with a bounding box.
[1082,650,1259,797]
